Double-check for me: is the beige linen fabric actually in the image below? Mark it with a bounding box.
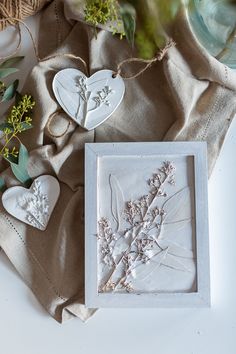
[0,0,235,323]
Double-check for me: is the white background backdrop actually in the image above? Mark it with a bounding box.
[0,15,236,354]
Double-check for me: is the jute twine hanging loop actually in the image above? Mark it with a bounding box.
[0,15,176,137]
[0,0,50,31]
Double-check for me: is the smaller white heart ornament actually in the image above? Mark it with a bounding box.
[52,69,125,130]
[2,175,60,231]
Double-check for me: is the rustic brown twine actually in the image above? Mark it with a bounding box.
[0,17,89,73]
[40,53,89,76]
[0,17,175,79]
[0,17,176,137]
[46,110,71,138]
[0,17,39,60]
[114,39,176,79]
[0,0,49,31]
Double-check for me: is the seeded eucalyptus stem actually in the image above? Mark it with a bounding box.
[0,133,18,156]
[0,94,35,161]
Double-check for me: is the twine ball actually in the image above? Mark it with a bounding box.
[0,0,50,31]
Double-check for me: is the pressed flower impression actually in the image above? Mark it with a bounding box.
[85,143,210,307]
[52,69,125,130]
[97,159,196,294]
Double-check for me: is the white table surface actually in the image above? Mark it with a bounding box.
[0,15,236,354]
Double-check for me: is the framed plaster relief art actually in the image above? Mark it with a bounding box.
[85,142,210,308]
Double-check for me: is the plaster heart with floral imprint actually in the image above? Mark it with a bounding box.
[2,175,60,231]
[52,68,125,131]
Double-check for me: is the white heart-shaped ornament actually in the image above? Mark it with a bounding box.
[2,175,60,231]
[52,69,125,130]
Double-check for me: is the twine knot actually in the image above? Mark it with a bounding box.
[156,39,176,61]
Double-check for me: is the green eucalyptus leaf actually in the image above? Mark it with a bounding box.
[2,80,19,102]
[19,122,33,131]
[18,143,29,168]
[0,122,32,133]
[0,68,19,79]
[120,4,136,45]
[10,143,32,186]
[11,162,32,186]
[0,56,24,69]
[0,177,6,193]
[0,122,14,132]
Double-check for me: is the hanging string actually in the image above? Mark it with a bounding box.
[0,17,89,75]
[0,17,176,138]
[46,110,71,138]
[0,17,175,80]
[0,22,21,60]
[40,53,89,76]
[113,39,176,80]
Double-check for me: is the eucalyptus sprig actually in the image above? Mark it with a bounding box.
[84,0,125,38]
[0,94,34,160]
[0,94,35,186]
[82,0,181,57]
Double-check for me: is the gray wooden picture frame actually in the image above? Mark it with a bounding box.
[85,142,210,308]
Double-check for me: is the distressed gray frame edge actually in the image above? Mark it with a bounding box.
[85,142,210,308]
[85,145,99,307]
[194,143,211,306]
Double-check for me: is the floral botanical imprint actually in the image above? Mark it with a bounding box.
[74,76,114,125]
[18,180,49,231]
[97,161,194,293]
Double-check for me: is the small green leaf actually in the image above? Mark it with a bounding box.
[11,163,32,186]
[1,80,19,102]
[18,143,29,168]
[0,121,32,133]
[120,4,136,46]
[0,68,19,79]
[10,143,32,186]
[0,177,6,193]
[0,56,24,69]
[19,122,33,131]
[0,122,14,132]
